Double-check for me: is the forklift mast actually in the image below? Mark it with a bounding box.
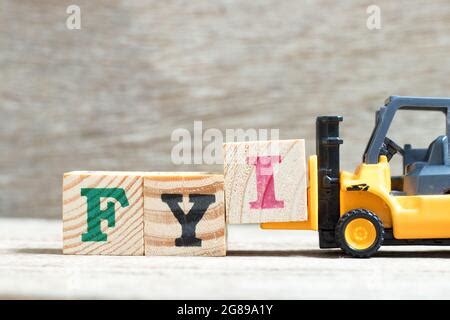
[316,116,343,248]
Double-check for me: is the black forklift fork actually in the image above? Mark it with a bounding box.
[316,116,343,248]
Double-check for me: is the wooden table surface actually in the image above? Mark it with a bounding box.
[1,218,450,299]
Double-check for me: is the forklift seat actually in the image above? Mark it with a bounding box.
[405,135,448,175]
[403,135,450,195]
[425,135,448,165]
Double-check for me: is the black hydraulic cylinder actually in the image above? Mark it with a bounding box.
[316,116,343,248]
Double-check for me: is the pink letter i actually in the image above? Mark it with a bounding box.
[247,155,285,209]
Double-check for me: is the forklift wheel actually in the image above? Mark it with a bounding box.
[336,209,384,258]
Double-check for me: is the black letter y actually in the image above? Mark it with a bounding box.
[161,194,216,247]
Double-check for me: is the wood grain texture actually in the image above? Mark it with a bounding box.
[144,173,226,256]
[63,171,144,255]
[4,1,450,219]
[224,140,307,224]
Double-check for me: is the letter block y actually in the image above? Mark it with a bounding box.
[144,173,226,256]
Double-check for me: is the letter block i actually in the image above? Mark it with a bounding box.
[63,171,144,255]
[144,173,226,256]
[223,139,308,224]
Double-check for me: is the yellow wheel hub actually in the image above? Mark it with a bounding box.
[344,218,377,250]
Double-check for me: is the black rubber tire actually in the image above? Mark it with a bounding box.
[335,209,384,258]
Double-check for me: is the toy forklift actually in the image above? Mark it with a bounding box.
[262,96,450,257]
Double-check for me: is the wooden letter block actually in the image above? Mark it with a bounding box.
[224,139,307,224]
[63,171,144,255]
[144,173,226,256]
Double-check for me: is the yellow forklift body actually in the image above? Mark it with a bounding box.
[260,155,318,231]
[340,156,450,239]
[340,156,394,229]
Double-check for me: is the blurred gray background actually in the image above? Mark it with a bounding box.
[2,0,450,219]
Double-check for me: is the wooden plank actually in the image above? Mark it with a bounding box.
[63,171,144,255]
[144,173,226,256]
[224,139,307,224]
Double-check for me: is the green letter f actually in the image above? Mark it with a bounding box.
[81,188,129,242]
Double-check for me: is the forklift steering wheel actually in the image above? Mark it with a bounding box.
[380,137,404,161]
